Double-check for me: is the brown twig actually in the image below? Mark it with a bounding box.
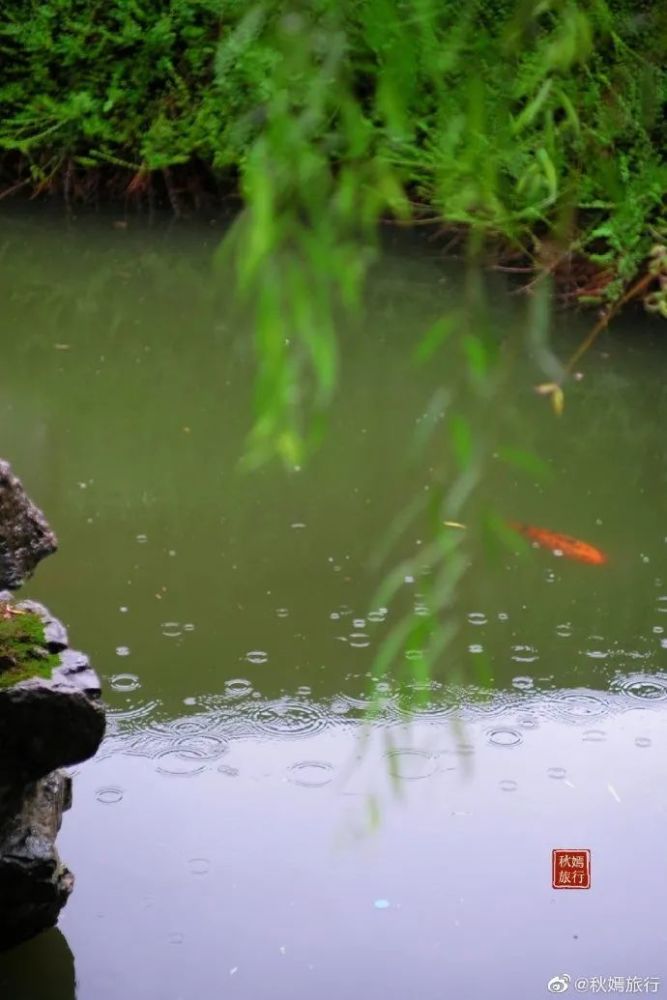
[162,167,182,218]
[0,177,31,201]
[564,269,655,376]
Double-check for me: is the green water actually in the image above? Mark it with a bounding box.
[1,212,667,999]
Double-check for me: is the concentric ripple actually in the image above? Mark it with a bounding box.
[245,650,268,665]
[188,858,210,876]
[329,697,352,716]
[217,764,240,777]
[155,749,207,777]
[550,691,608,721]
[161,622,183,638]
[487,727,523,748]
[172,734,229,760]
[102,700,162,755]
[107,698,159,728]
[499,779,518,792]
[585,649,608,660]
[287,760,335,787]
[511,645,539,664]
[154,716,215,739]
[582,729,607,742]
[248,698,328,739]
[95,786,124,804]
[614,675,667,702]
[555,623,573,638]
[396,690,457,721]
[109,673,141,693]
[225,678,253,699]
[385,748,437,780]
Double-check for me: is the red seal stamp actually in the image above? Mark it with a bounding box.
[552,849,591,889]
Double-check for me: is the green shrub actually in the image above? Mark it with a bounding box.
[0,1,664,290]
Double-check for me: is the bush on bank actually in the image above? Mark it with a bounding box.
[1,1,665,302]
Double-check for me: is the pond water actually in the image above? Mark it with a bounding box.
[1,211,667,999]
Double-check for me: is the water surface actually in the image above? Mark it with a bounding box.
[1,212,666,998]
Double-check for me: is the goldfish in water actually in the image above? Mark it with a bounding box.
[508,522,607,565]
[443,518,608,565]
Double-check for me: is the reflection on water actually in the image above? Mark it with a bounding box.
[0,929,76,1000]
[55,697,667,999]
[1,212,667,997]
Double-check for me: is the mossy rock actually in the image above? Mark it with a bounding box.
[0,606,60,689]
[0,604,105,785]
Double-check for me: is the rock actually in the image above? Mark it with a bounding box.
[0,601,105,950]
[0,462,103,952]
[0,772,73,950]
[0,461,57,590]
[15,599,69,652]
[54,647,102,699]
[0,601,105,787]
[0,673,105,787]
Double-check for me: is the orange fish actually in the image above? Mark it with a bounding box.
[508,522,607,565]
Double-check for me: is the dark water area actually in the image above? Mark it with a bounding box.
[1,211,666,998]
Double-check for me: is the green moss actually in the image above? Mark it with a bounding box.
[0,606,60,689]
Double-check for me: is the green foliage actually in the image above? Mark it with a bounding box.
[1,1,664,261]
[207,0,665,465]
[0,0,230,181]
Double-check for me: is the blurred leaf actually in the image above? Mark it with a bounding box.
[449,414,473,469]
[366,794,382,832]
[481,509,531,559]
[470,648,493,689]
[462,334,489,381]
[413,313,457,364]
[496,445,553,482]
[552,384,564,416]
[512,78,553,134]
[537,147,558,203]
